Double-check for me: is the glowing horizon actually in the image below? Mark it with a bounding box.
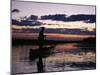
[12,20,95,31]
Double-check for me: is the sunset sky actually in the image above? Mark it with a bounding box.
[12,1,95,18]
[12,1,96,33]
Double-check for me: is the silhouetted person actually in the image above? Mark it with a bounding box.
[29,27,55,72]
[38,27,46,47]
[37,27,46,73]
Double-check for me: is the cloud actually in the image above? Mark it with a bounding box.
[66,14,96,23]
[41,14,66,21]
[41,14,96,23]
[12,26,96,35]
[12,19,43,26]
[12,9,20,13]
[12,19,20,25]
[27,15,38,20]
[12,14,96,28]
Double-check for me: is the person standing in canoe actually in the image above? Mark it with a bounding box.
[37,27,46,73]
[38,27,46,47]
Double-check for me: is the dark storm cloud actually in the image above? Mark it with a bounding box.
[12,9,20,13]
[41,14,96,23]
[27,15,38,20]
[66,14,96,23]
[12,14,42,26]
[41,14,66,21]
[12,19,20,25]
[12,14,96,26]
[12,19,43,26]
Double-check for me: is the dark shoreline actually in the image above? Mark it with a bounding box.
[12,38,82,46]
[12,37,96,46]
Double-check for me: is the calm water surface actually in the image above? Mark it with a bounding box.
[12,43,96,74]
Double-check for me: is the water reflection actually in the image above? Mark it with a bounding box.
[12,43,96,74]
[29,45,55,72]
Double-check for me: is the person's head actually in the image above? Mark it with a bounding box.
[40,27,45,31]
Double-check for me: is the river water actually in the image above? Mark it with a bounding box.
[12,43,96,74]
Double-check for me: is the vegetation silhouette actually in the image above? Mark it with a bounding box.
[75,37,96,53]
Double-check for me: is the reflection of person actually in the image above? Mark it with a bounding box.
[37,48,44,73]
